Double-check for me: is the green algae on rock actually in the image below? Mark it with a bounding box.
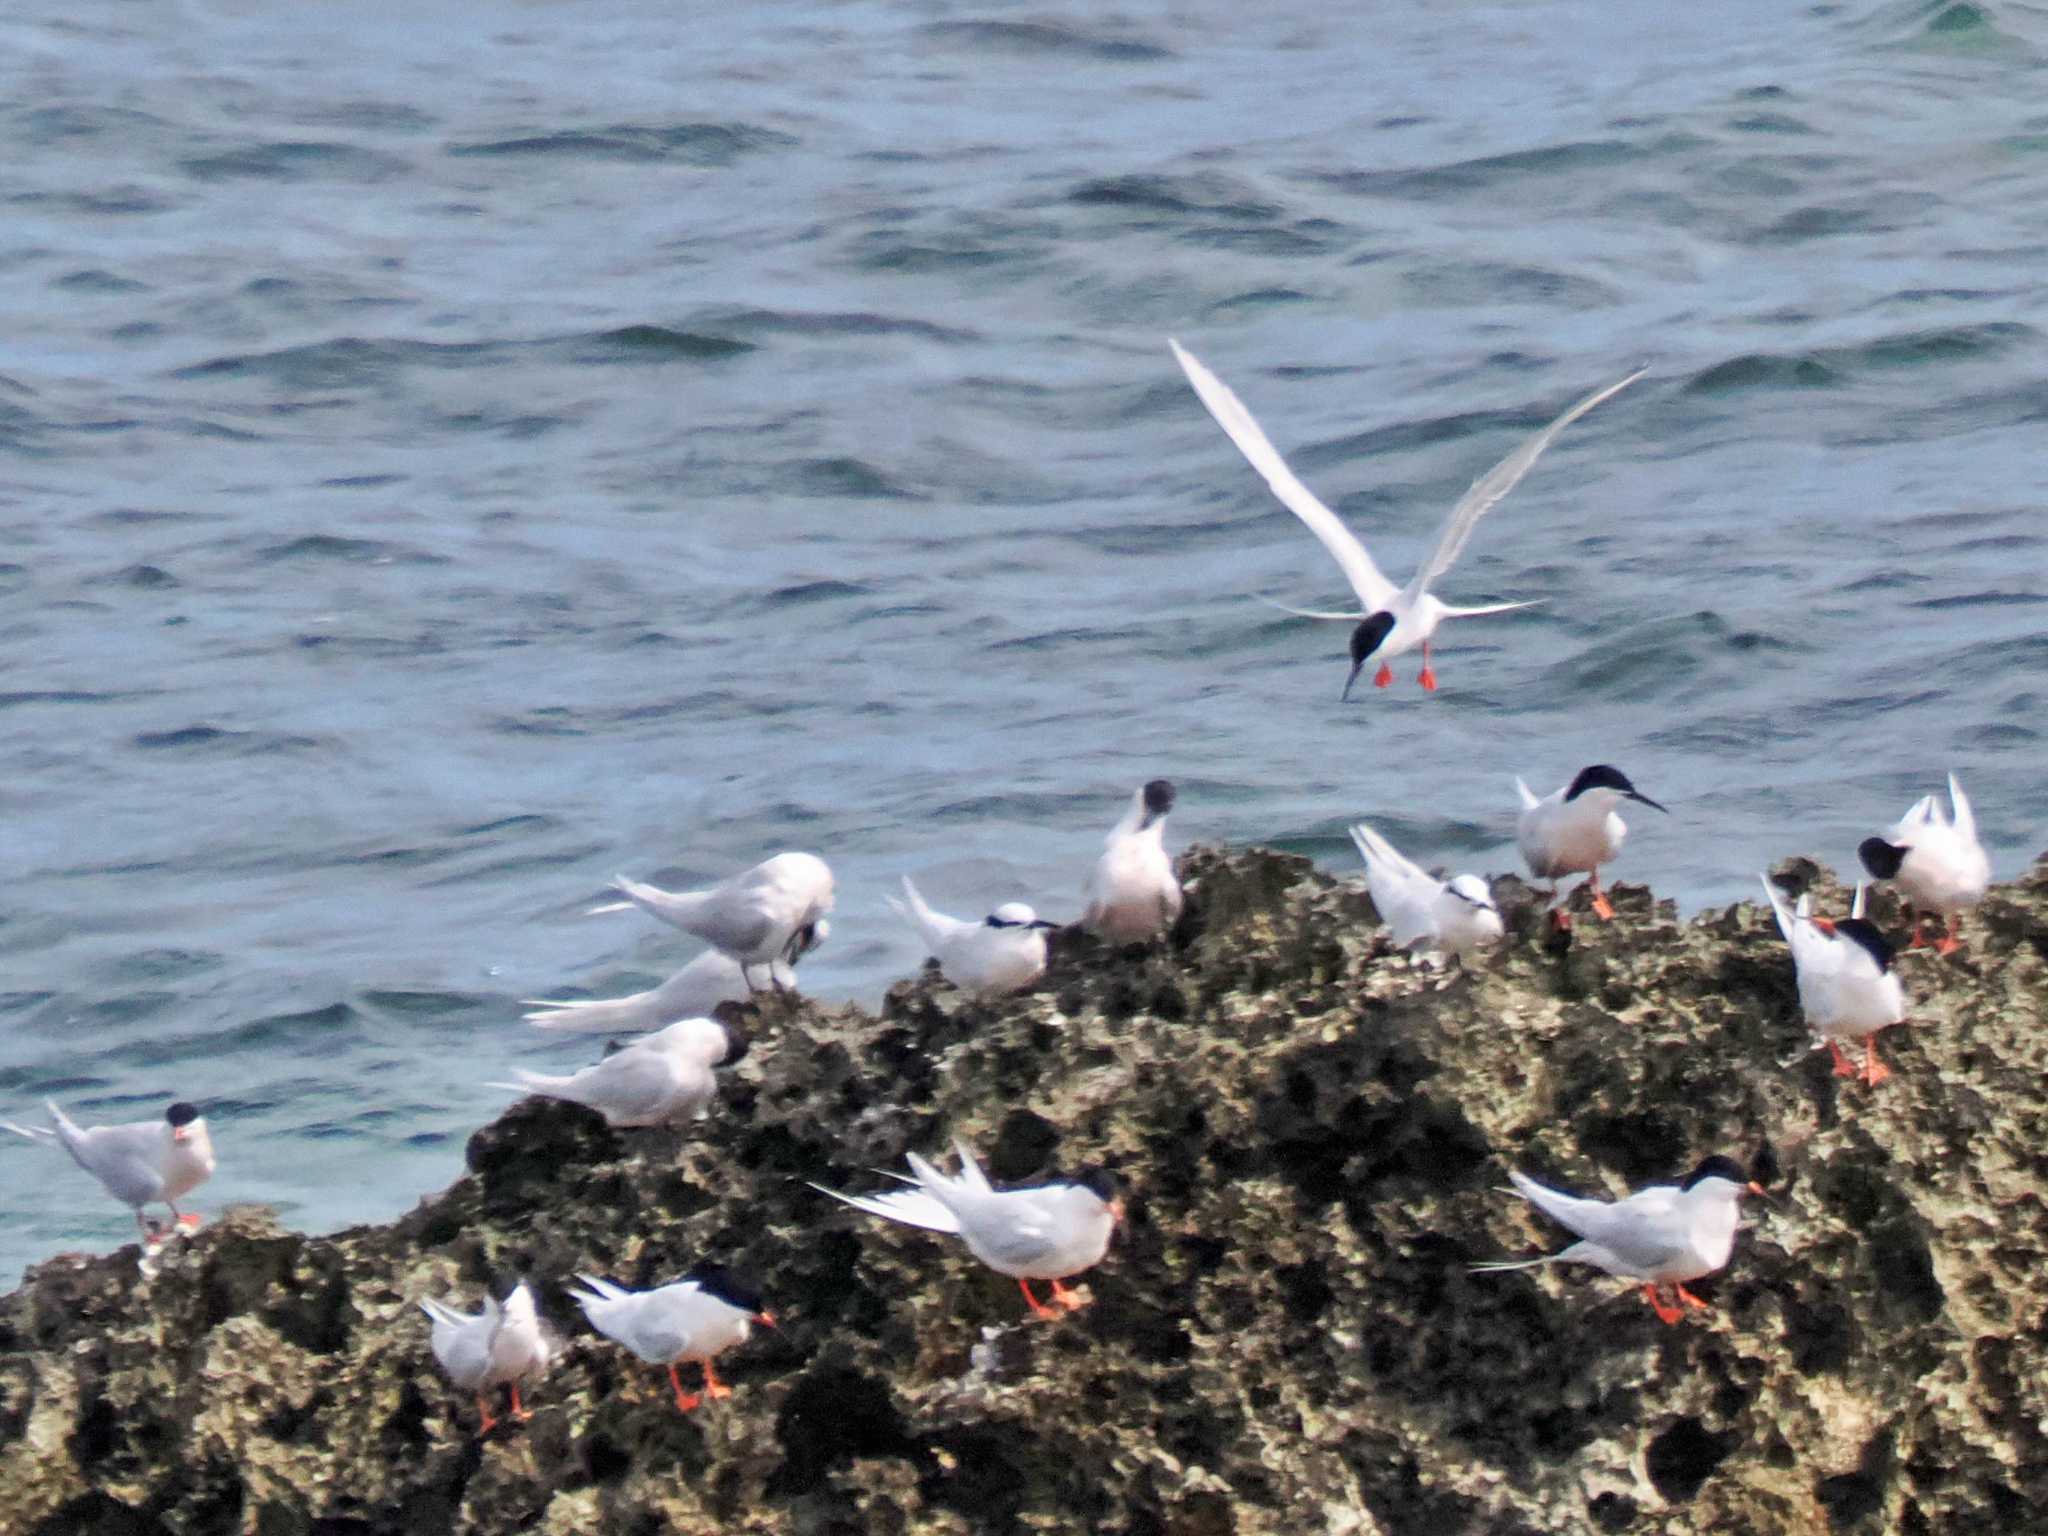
[3,845,2047,1534]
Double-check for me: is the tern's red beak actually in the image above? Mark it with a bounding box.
[754,1311,778,1329]
[1811,918,1837,936]
[172,1128,188,1143]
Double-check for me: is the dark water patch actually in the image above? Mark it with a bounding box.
[0,565,29,594]
[986,625,1145,653]
[0,690,134,710]
[173,336,495,389]
[89,950,224,987]
[1312,139,1637,201]
[10,186,175,217]
[90,564,178,589]
[1729,111,1814,135]
[849,234,1036,275]
[131,725,324,757]
[780,456,921,500]
[703,307,975,345]
[293,630,443,659]
[917,20,1172,62]
[131,725,238,751]
[449,121,795,166]
[1404,261,1619,311]
[418,842,613,888]
[1178,224,1339,258]
[256,534,447,566]
[181,142,411,184]
[1912,591,2048,611]
[490,709,589,738]
[458,814,557,839]
[571,326,754,363]
[320,473,406,489]
[1067,172,1281,221]
[293,100,439,134]
[1687,354,1840,394]
[1211,287,1314,315]
[764,580,873,606]
[130,1003,359,1066]
[53,269,148,295]
[358,990,493,1019]
[1962,721,2037,749]
[16,105,170,145]
[1756,196,1935,245]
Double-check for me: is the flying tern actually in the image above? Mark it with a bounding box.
[1081,779,1182,944]
[589,851,834,989]
[1169,338,1643,696]
[2,1099,215,1240]
[420,1277,553,1434]
[1858,773,1989,956]
[1515,765,1666,923]
[1472,1156,1765,1323]
[812,1139,1122,1321]
[889,876,1056,995]
[570,1265,775,1413]
[1349,821,1502,964]
[524,944,807,1034]
[1761,876,1905,1087]
[489,1016,731,1127]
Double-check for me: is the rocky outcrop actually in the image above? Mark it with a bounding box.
[4,846,2048,1535]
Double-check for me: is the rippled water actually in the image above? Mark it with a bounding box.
[2,0,2045,1280]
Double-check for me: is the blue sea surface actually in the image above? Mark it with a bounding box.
[1,0,2044,1280]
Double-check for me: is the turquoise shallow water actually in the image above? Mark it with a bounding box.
[2,0,2045,1281]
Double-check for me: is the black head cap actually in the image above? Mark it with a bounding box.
[1567,764,1667,812]
[1141,779,1176,818]
[1072,1166,1120,1204]
[1342,612,1397,700]
[1858,838,1907,881]
[1833,917,1895,974]
[166,1102,200,1128]
[685,1262,766,1315]
[1679,1155,1750,1192]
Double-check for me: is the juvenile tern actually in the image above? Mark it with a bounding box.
[888,876,1056,995]
[1858,773,1989,955]
[524,944,806,1034]
[1081,779,1182,944]
[1761,876,1904,1087]
[489,1016,731,1127]
[1515,765,1667,923]
[812,1139,1122,1320]
[1349,821,1502,964]
[1169,338,1643,696]
[1,1100,214,1240]
[420,1277,553,1434]
[569,1265,776,1413]
[589,851,834,989]
[1472,1156,1765,1323]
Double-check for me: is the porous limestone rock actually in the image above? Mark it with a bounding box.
[4,846,2047,1534]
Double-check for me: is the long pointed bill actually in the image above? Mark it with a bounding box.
[1628,791,1669,814]
[1341,659,1365,701]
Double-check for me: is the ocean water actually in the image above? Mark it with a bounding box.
[1,0,2044,1282]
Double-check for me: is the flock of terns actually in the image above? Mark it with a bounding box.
[0,343,2001,1435]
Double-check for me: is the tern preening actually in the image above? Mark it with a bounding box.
[1858,773,1989,956]
[1472,1156,1765,1324]
[1169,339,1643,696]
[888,876,1056,995]
[1349,821,1502,964]
[1081,779,1183,944]
[589,851,835,989]
[524,944,808,1034]
[1760,876,1905,1087]
[489,1016,732,1128]
[421,1277,553,1434]
[570,1265,776,1413]
[1515,765,1667,924]
[812,1139,1122,1321]
[2,1100,215,1241]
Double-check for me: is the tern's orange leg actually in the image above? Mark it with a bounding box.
[1588,872,1615,922]
[1017,1279,1061,1320]
[1903,908,1927,949]
[1374,661,1394,689]
[1825,1039,1859,1079]
[668,1364,701,1413]
[1418,640,1437,692]
[476,1394,500,1434]
[1642,1284,1685,1325]
[507,1382,532,1423]
[1675,1285,1711,1312]
[1935,914,1962,957]
[701,1360,733,1401]
[1049,1277,1091,1313]
[1861,1040,1891,1087]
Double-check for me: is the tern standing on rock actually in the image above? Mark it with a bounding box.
[1858,772,1989,956]
[489,1016,733,1128]
[1082,779,1182,943]
[570,1266,776,1413]
[1515,765,1667,924]
[523,945,808,1034]
[1761,876,1906,1087]
[2,1099,215,1241]
[1168,338,1643,696]
[1349,821,1502,964]
[1472,1156,1766,1324]
[421,1277,552,1434]
[889,876,1056,995]
[590,851,835,990]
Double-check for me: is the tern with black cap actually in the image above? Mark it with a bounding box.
[1349,821,1502,964]
[1857,772,1989,956]
[570,1264,776,1413]
[588,851,835,991]
[1472,1156,1767,1324]
[1761,876,1906,1087]
[1082,779,1182,943]
[1,1099,215,1241]
[1168,338,1643,696]
[889,876,1057,995]
[1515,765,1667,923]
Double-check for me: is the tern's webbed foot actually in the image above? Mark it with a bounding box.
[1826,1040,1859,1080]
[1373,662,1394,689]
[1675,1285,1711,1312]
[1049,1278,1091,1313]
[1641,1284,1685,1325]
[1589,891,1615,922]
[1418,667,1437,692]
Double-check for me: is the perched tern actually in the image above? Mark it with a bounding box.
[569,1265,775,1413]
[812,1139,1122,1321]
[1168,338,1643,696]
[420,1277,553,1434]
[1,1100,214,1240]
[524,944,806,1034]
[1472,1156,1765,1324]
[589,851,834,989]
[1858,773,1989,956]
[888,876,1056,995]
[488,1016,731,1127]
[1515,765,1667,923]
[1349,821,1502,964]
[1761,876,1904,1087]
[1081,779,1183,944]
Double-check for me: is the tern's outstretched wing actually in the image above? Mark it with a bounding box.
[1946,772,1976,845]
[1403,369,1646,604]
[1170,338,1399,613]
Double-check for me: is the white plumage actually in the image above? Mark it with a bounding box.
[1349,821,1501,963]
